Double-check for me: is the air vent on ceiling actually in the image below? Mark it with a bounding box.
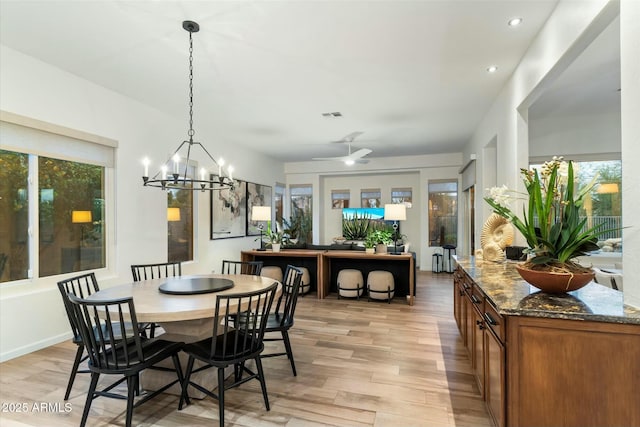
[322,112,342,117]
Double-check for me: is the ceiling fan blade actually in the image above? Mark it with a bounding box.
[348,148,372,159]
[311,156,347,161]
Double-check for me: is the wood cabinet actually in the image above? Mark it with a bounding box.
[483,302,505,427]
[453,266,505,427]
[470,289,485,397]
[455,269,490,400]
[453,263,640,427]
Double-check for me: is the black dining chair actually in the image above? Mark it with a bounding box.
[231,265,303,376]
[57,272,102,400]
[178,282,278,426]
[220,259,263,275]
[68,293,187,427]
[131,261,182,281]
[260,265,303,376]
[131,261,182,337]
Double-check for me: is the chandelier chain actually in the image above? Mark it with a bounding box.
[188,31,195,138]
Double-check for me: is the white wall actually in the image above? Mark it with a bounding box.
[620,0,640,307]
[466,0,639,306]
[0,46,284,361]
[529,110,621,158]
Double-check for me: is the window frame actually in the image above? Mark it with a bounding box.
[0,113,116,285]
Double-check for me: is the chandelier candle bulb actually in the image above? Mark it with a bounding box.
[228,166,234,182]
[173,154,180,174]
[161,165,168,180]
[143,157,150,178]
[200,167,206,181]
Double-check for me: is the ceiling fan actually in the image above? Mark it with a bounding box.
[312,132,372,165]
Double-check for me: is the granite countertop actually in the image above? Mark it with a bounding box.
[454,256,640,325]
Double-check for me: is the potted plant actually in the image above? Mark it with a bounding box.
[368,229,394,254]
[363,233,376,254]
[263,221,284,252]
[484,156,618,292]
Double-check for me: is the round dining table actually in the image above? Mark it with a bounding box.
[87,274,282,397]
[87,273,282,343]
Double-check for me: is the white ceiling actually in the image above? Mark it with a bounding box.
[0,0,560,162]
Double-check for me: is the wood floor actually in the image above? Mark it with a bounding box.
[0,271,492,427]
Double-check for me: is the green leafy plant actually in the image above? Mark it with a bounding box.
[263,221,283,244]
[364,233,376,249]
[367,229,393,246]
[484,157,618,272]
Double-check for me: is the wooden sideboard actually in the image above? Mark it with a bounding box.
[454,258,640,427]
[241,249,415,305]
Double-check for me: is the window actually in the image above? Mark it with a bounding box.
[0,150,106,281]
[274,183,285,225]
[429,180,458,247]
[0,118,115,283]
[391,187,412,207]
[167,189,193,262]
[0,151,29,282]
[290,184,312,242]
[331,190,350,209]
[530,159,622,251]
[361,189,381,208]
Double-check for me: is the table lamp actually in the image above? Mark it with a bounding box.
[72,210,92,246]
[251,206,271,251]
[384,203,406,255]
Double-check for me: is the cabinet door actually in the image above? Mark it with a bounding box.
[454,281,464,332]
[464,292,474,353]
[485,328,505,427]
[471,305,485,397]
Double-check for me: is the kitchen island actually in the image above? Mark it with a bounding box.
[454,257,640,427]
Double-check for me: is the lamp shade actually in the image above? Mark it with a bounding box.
[597,183,619,194]
[71,210,92,224]
[384,204,406,221]
[252,206,271,222]
[167,207,181,222]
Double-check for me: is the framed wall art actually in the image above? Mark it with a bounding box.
[210,179,247,239]
[246,182,273,236]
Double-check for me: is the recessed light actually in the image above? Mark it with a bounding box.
[487,65,498,73]
[508,17,523,27]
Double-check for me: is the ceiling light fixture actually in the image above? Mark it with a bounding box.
[508,17,523,27]
[487,65,498,73]
[142,20,234,192]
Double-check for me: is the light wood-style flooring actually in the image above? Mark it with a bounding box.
[0,271,491,426]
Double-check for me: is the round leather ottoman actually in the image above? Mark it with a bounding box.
[260,266,283,282]
[367,270,395,303]
[337,269,364,299]
[297,266,312,295]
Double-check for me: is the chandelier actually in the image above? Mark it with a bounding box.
[142,20,234,191]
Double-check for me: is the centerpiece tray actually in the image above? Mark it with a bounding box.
[159,277,234,295]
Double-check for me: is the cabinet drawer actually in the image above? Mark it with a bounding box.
[483,301,505,342]
[470,285,485,310]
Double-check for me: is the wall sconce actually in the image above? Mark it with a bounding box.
[251,206,271,251]
[384,204,406,255]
